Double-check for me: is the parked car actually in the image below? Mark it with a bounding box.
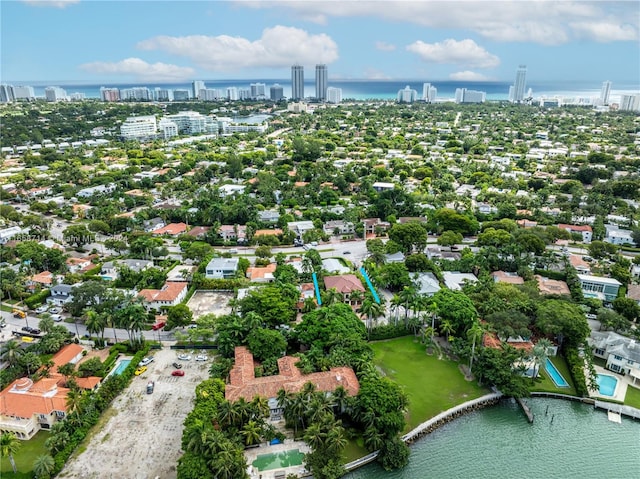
[343,251,351,255]
[152,321,166,331]
[177,354,191,361]
[186,324,197,329]
[50,314,63,322]
[21,326,33,333]
[146,381,155,394]
[195,354,208,361]
[139,357,154,367]
[35,305,49,314]
[172,370,185,377]
[31,328,41,335]
[49,307,62,314]
[172,362,182,369]
[13,309,26,319]
[134,366,147,376]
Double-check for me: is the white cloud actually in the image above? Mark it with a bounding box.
[362,68,392,80]
[22,0,79,7]
[406,39,500,68]
[137,26,339,72]
[375,41,396,52]
[79,58,195,81]
[570,21,638,42]
[449,70,491,81]
[238,1,638,45]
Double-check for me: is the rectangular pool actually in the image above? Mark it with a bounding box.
[545,358,569,388]
[113,359,131,375]
[252,449,304,471]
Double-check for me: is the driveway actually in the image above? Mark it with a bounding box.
[60,347,211,479]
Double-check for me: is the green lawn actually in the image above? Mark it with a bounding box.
[371,336,488,431]
[0,430,49,478]
[624,384,640,409]
[530,355,578,397]
[342,436,369,463]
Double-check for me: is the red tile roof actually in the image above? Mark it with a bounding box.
[535,275,570,296]
[558,224,592,232]
[225,347,359,402]
[323,274,365,294]
[138,282,187,303]
[152,222,188,236]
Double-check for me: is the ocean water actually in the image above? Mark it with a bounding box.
[17,79,640,102]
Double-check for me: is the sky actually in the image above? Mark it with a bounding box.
[1,0,639,85]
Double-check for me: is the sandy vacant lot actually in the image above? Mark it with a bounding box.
[186,290,233,319]
[59,348,212,479]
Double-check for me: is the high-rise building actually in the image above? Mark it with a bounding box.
[44,86,67,102]
[227,87,239,101]
[422,83,437,102]
[201,89,224,101]
[291,64,304,100]
[315,64,328,101]
[0,84,15,103]
[326,87,342,104]
[13,85,35,100]
[600,81,612,105]
[120,115,157,140]
[173,89,190,101]
[455,88,486,104]
[69,92,85,101]
[192,80,205,100]
[155,88,173,102]
[397,85,418,103]
[270,84,284,101]
[619,94,640,112]
[100,87,120,102]
[511,65,527,103]
[250,83,266,100]
[120,87,152,101]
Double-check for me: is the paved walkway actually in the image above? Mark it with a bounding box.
[590,365,629,402]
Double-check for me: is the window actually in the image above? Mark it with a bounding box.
[614,355,623,361]
[595,348,605,356]
[610,364,621,372]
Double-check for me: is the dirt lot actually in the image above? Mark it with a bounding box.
[186,290,233,319]
[59,348,212,479]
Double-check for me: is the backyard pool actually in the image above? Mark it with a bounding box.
[252,449,304,471]
[113,359,131,375]
[596,374,618,397]
[544,358,569,388]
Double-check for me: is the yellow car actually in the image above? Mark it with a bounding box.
[134,366,147,376]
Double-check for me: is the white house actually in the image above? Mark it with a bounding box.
[138,282,188,311]
[205,257,239,279]
[604,224,635,246]
[47,284,75,306]
[442,272,477,291]
[589,331,640,384]
[557,224,593,243]
[77,183,116,198]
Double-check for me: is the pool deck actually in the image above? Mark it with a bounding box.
[589,365,628,402]
[244,438,311,479]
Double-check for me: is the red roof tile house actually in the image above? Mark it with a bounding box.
[0,344,99,440]
[558,224,592,243]
[324,274,365,306]
[138,281,188,311]
[152,222,188,236]
[225,347,359,415]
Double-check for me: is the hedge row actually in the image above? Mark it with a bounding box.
[565,346,588,397]
[369,324,412,341]
[24,289,51,309]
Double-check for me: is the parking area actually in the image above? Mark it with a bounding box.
[60,348,212,479]
[186,290,234,319]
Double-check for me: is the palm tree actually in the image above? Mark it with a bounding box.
[0,339,23,367]
[65,388,84,415]
[332,386,349,415]
[302,296,316,313]
[467,321,484,373]
[399,286,416,324]
[38,316,55,334]
[251,396,270,419]
[349,289,364,306]
[242,420,262,446]
[0,432,21,474]
[532,338,553,379]
[84,310,106,339]
[440,319,455,341]
[326,424,347,455]
[363,425,384,451]
[390,294,402,325]
[33,454,55,479]
[303,422,325,450]
[322,287,343,306]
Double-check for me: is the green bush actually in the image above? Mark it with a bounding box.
[24,289,51,309]
[565,347,588,396]
[369,324,412,341]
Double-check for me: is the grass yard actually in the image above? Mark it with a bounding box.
[530,355,578,397]
[0,430,49,478]
[342,436,369,463]
[371,336,488,431]
[624,384,640,409]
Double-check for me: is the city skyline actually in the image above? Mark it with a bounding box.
[1,1,639,84]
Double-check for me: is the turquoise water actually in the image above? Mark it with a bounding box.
[360,267,381,304]
[345,398,640,479]
[114,359,131,375]
[312,272,322,306]
[545,358,569,387]
[596,374,618,396]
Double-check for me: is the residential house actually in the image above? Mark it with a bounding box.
[414,272,441,297]
[323,274,365,306]
[0,226,23,245]
[0,344,100,440]
[218,184,246,198]
[442,272,477,291]
[166,265,197,282]
[577,274,622,303]
[362,218,391,237]
[372,182,395,192]
[143,217,165,233]
[557,224,593,243]
[65,257,92,274]
[476,202,497,215]
[246,263,277,283]
[218,225,247,243]
[47,284,75,306]
[589,331,640,384]
[384,252,406,263]
[323,220,355,236]
[205,257,239,279]
[100,259,154,281]
[535,275,570,296]
[491,271,525,285]
[258,210,280,225]
[568,255,591,274]
[296,283,316,312]
[225,347,359,416]
[77,183,116,198]
[27,271,55,290]
[186,226,210,239]
[152,222,188,236]
[287,221,315,240]
[604,224,635,246]
[321,258,350,274]
[138,282,188,311]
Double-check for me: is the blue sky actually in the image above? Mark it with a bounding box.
[2,0,639,85]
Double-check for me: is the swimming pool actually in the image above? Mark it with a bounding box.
[596,374,618,397]
[544,358,569,388]
[252,449,304,471]
[113,359,131,375]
